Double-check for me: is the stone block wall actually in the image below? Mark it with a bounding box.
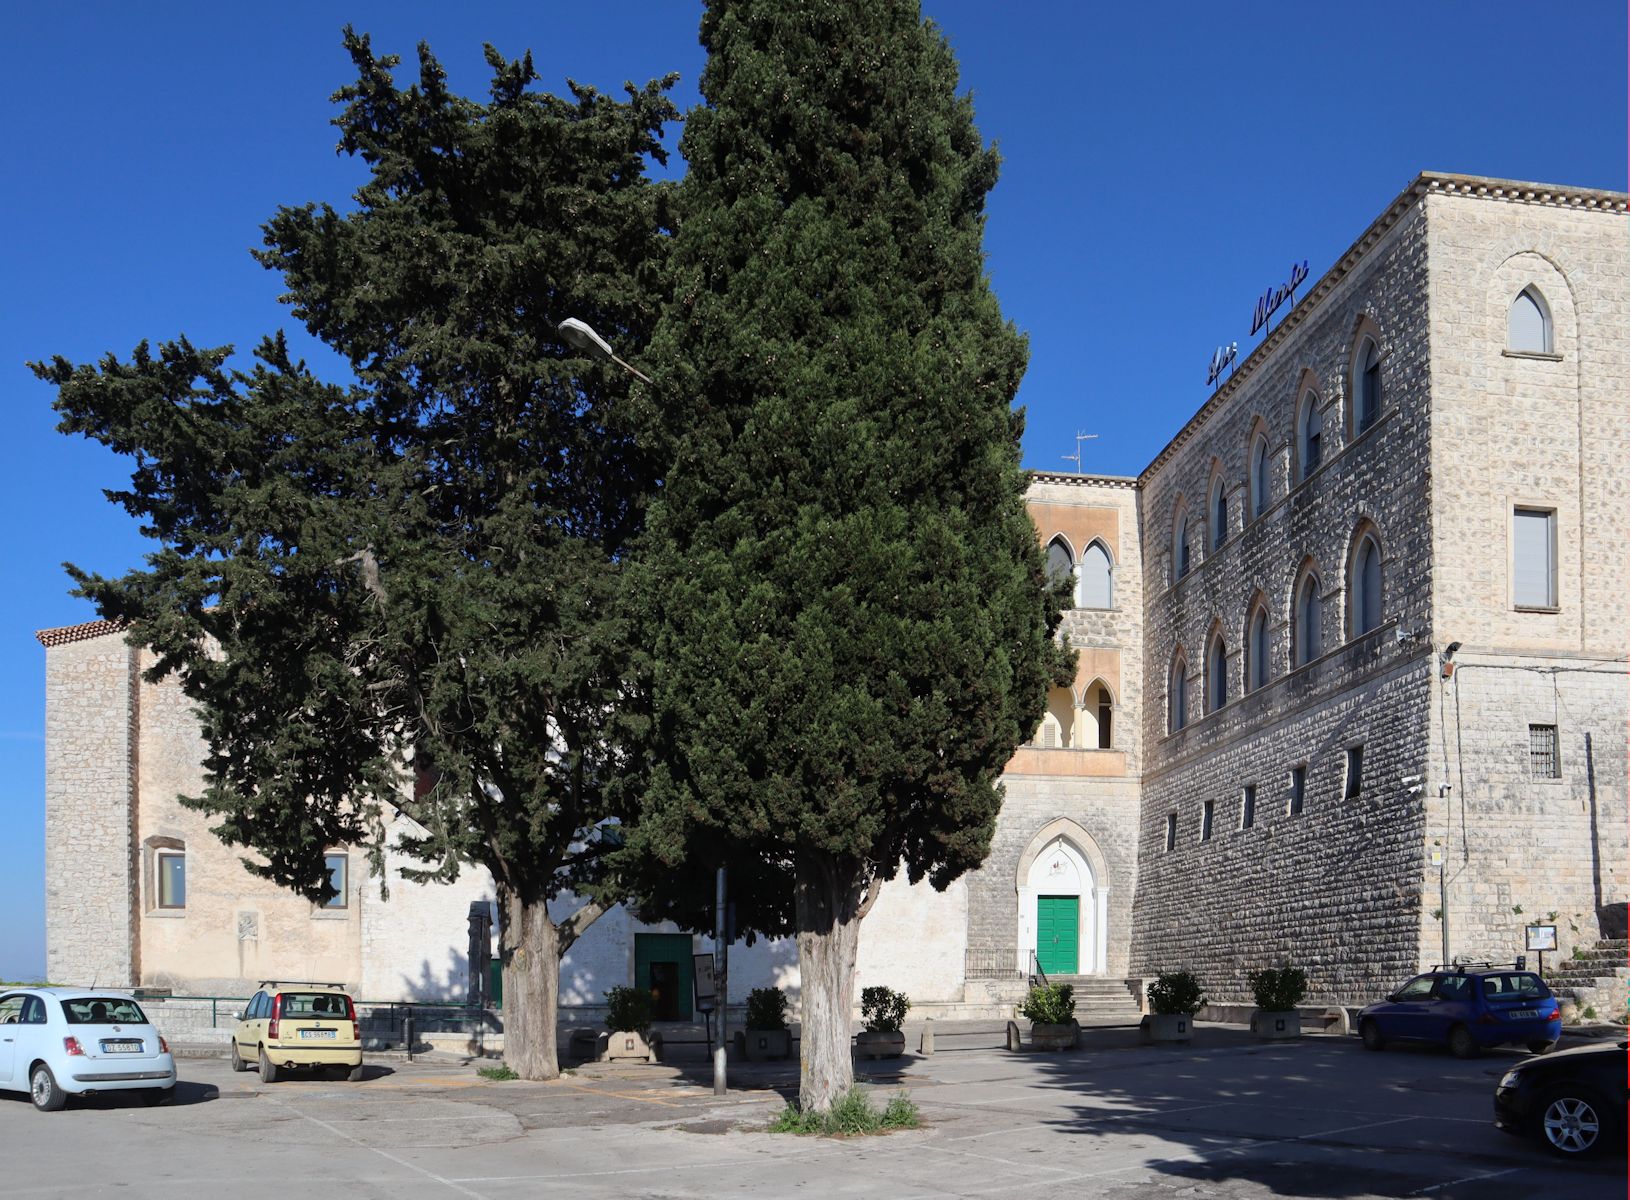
[43,632,138,987]
[1133,193,1438,1001]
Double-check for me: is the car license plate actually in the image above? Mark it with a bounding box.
[101,1040,143,1053]
[1505,1009,1538,1020]
[300,1029,337,1039]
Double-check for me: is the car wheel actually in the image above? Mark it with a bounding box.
[1527,1039,1557,1055]
[140,1086,174,1107]
[1447,1024,1480,1059]
[1539,1086,1608,1158]
[1360,1019,1386,1051]
[230,1041,248,1072]
[258,1047,280,1084]
[348,1064,365,1083]
[30,1064,67,1112]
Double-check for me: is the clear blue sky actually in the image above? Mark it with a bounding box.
[1,1,1622,979]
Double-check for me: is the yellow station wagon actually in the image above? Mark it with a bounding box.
[230,981,363,1082]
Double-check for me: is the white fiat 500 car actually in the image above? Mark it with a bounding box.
[0,988,176,1110]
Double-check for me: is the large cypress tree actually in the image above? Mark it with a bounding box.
[627,1,1071,1110]
[34,31,677,1080]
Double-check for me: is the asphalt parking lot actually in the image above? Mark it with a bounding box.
[0,1028,1620,1199]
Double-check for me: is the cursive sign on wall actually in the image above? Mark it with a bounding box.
[1250,260,1310,335]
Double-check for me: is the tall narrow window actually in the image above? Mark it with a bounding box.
[1210,477,1228,550]
[1247,606,1270,692]
[1241,784,1257,830]
[1165,813,1177,852]
[1169,654,1188,733]
[157,851,186,909]
[1081,541,1113,609]
[1201,800,1215,842]
[1508,288,1552,354]
[1298,392,1322,479]
[1046,537,1074,587]
[1289,765,1306,815]
[1294,573,1322,666]
[1175,513,1191,581]
[1249,435,1269,519]
[1528,724,1560,778]
[323,853,349,909]
[1207,633,1227,713]
[1089,681,1113,749]
[1345,746,1364,799]
[1350,534,1382,636]
[1355,338,1382,433]
[1513,507,1557,609]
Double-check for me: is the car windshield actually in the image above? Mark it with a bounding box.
[60,997,149,1025]
[1480,972,1549,1000]
[280,992,349,1017]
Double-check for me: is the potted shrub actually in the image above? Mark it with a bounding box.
[599,986,661,1062]
[854,986,910,1059]
[743,986,792,1061]
[1247,966,1307,1040]
[1021,983,1078,1050]
[1141,971,1205,1044]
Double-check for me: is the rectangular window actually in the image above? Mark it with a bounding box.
[1241,784,1256,830]
[1513,507,1557,608]
[323,853,348,909]
[157,851,186,909]
[1345,746,1364,799]
[1164,813,1177,852]
[1289,765,1306,816]
[1201,800,1214,841]
[1528,724,1560,779]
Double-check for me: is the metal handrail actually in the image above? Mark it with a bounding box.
[1029,950,1049,988]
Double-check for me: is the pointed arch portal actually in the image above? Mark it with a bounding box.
[1014,818,1111,977]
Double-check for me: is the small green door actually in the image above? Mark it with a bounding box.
[1036,895,1079,975]
[634,933,694,1020]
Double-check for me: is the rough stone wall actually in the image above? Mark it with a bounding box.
[43,637,138,987]
[1424,188,1630,960]
[1133,197,1437,1002]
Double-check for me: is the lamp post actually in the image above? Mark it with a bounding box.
[557,317,653,384]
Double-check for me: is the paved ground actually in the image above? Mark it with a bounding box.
[0,1025,1620,1199]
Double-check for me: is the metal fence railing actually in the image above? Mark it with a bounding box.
[964,948,1022,980]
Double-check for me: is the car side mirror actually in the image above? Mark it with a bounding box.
[1385,993,1399,1003]
[231,1011,243,1021]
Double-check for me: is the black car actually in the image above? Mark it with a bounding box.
[1493,1039,1626,1158]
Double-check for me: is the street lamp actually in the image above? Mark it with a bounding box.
[557,317,653,385]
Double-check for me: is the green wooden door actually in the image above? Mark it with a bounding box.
[634,933,694,1020]
[1036,895,1079,975]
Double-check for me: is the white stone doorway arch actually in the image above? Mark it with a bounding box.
[1015,819,1110,977]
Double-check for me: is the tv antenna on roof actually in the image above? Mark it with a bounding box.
[1061,431,1098,473]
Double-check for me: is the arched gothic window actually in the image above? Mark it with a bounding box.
[1508,287,1552,354]
[1298,392,1322,479]
[1350,533,1383,636]
[1209,476,1228,550]
[1354,337,1382,434]
[1247,606,1270,692]
[1206,632,1228,713]
[1294,571,1323,667]
[1083,680,1114,749]
[1037,686,1076,748]
[1046,537,1074,587]
[1168,652,1189,733]
[1249,434,1270,519]
[1081,541,1113,609]
[1174,510,1191,581]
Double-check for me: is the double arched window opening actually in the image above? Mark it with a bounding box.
[1046,535,1114,610]
[1508,287,1553,354]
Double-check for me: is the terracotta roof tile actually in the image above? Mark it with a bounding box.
[35,618,129,648]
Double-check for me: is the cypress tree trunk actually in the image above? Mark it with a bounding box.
[500,890,561,1081]
[795,854,865,1112]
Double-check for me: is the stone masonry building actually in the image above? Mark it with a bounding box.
[38,172,1629,1021]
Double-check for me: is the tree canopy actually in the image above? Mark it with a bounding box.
[620,0,1072,1108]
[35,29,678,1077]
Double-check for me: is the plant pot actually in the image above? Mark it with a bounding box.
[743,1029,791,1061]
[854,1030,905,1060]
[598,1029,662,1063]
[1140,1013,1192,1044]
[1250,1010,1301,1040]
[1029,1021,1079,1051]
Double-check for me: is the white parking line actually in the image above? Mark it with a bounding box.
[1413,1166,1524,1194]
[263,1094,491,1200]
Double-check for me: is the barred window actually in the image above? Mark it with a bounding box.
[1528,724,1560,779]
[1201,799,1215,842]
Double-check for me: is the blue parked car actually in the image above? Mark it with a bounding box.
[1358,963,1561,1058]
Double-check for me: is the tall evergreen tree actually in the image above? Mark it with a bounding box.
[34,30,677,1080]
[626,1,1072,1111]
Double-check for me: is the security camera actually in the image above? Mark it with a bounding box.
[1400,774,1422,786]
